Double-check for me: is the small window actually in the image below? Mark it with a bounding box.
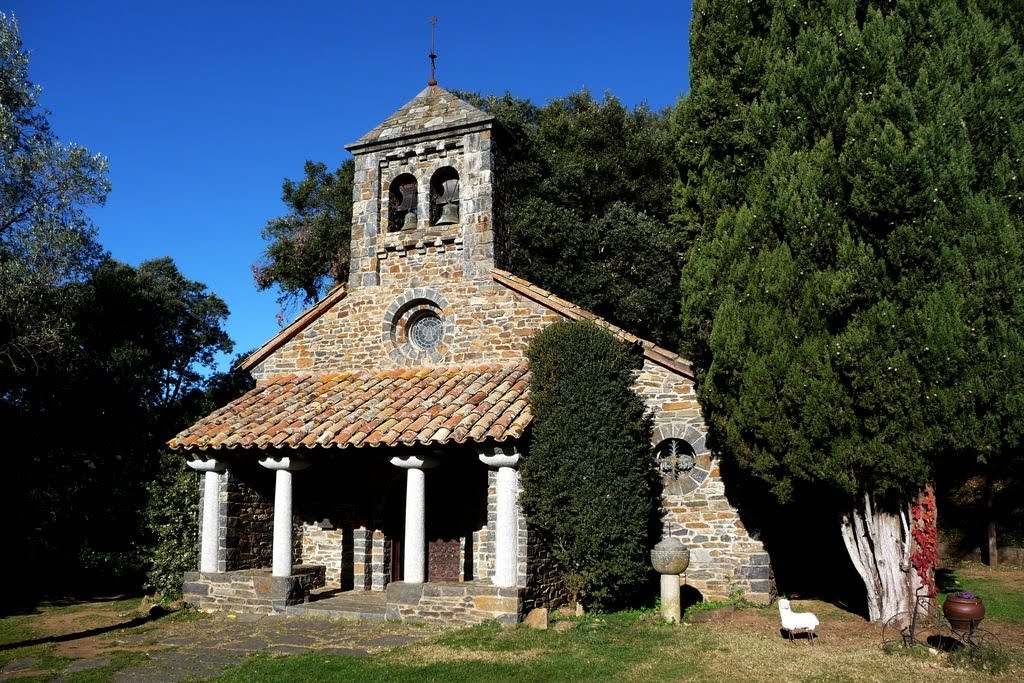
[654,438,696,481]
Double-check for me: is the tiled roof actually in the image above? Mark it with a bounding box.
[168,364,531,452]
[491,269,695,379]
[348,86,493,150]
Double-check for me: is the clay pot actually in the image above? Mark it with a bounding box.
[943,593,985,631]
[650,537,690,575]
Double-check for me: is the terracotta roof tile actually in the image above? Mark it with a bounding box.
[169,364,532,453]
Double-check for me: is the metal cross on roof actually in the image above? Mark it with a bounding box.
[428,16,438,86]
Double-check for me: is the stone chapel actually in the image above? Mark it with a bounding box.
[169,85,771,625]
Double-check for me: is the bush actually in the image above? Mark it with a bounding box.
[143,451,200,599]
[521,320,658,610]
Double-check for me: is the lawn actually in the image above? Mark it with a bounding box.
[214,563,1024,683]
[2,563,1021,682]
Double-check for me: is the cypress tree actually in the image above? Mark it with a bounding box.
[674,0,1022,621]
[521,320,657,610]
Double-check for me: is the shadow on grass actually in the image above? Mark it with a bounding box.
[0,606,171,652]
[0,593,141,619]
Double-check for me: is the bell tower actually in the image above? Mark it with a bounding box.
[345,86,498,290]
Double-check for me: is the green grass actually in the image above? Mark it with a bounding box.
[0,597,151,681]
[4,571,1023,683]
[939,567,1024,626]
[214,611,707,682]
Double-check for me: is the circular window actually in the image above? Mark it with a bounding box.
[409,312,444,351]
[654,436,710,495]
[655,438,696,480]
[383,292,452,363]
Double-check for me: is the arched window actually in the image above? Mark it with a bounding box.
[388,173,418,232]
[429,166,459,226]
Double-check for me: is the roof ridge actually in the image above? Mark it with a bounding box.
[240,285,348,373]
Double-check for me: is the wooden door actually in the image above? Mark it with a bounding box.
[428,538,461,582]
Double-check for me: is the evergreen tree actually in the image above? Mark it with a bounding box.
[463,90,681,348]
[521,320,658,610]
[674,0,1022,621]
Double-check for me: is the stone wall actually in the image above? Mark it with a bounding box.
[298,521,345,589]
[223,467,274,572]
[251,279,562,379]
[521,528,569,614]
[183,566,325,615]
[385,581,520,626]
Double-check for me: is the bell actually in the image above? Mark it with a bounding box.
[436,178,459,205]
[402,210,418,230]
[397,182,417,211]
[436,202,459,225]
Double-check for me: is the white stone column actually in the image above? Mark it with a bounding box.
[259,456,310,577]
[390,454,438,583]
[186,457,228,574]
[480,447,521,588]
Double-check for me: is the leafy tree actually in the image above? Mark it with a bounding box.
[6,257,234,591]
[0,11,108,376]
[0,13,239,597]
[253,159,353,317]
[521,320,658,610]
[462,90,681,347]
[674,0,1022,621]
[144,354,254,599]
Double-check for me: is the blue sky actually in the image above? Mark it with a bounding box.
[8,1,692,370]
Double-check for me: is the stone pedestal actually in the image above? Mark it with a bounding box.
[651,537,691,624]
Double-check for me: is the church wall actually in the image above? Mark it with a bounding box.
[249,289,772,604]
[636,362,772,603]
[222,465,274,572]
[250,280,563,380]
[240,82,772,609]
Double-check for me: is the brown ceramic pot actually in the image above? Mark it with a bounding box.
[942,593,985,631]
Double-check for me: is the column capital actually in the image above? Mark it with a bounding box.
[390,454,439,470]
[479,445,520,469]
[259,455,311,471]
[186,456,228,473]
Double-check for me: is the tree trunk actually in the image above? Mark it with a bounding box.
[840,493,916,623]
[985,471,998,567]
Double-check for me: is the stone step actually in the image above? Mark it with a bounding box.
[284,591,387,622]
